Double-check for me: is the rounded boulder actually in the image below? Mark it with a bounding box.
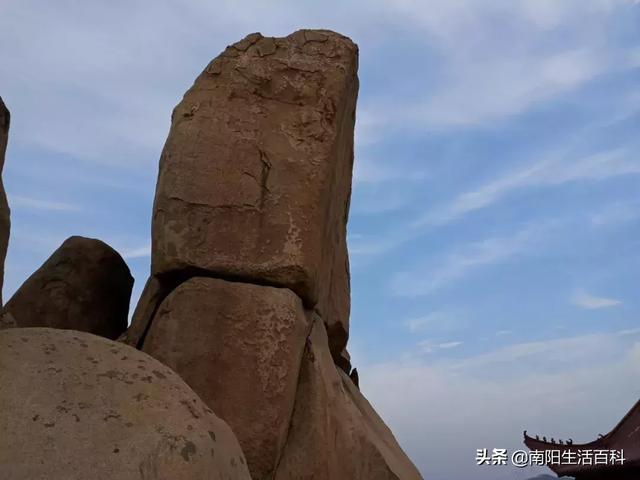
[0,327,252,480]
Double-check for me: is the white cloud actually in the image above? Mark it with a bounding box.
[360,328,640,479]
[590,201,640,228]
[348,230,412,257]
[391,223,546,296]
[121,244,151,260]
[0,1,220,163]
[355,0,637,135]
[353,156,428,186]
[451,332,623,370]
[351,193,413,214]
[418,339,462,354]
[571,290,622,309]
[404,310,468,333]
[416,149,638,226]
[1,0,633,166]
[352,158,390,185]
[406,48,607,129]
[9,194,81,212]
[389,0,620,43]
[405,316,439,333]
[350,146,638,262]
[354,109,385,149]
[625,45,640,68]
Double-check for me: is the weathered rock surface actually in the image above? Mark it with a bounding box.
[150,29,357,356]
[0,311,16,329]
[274,318,423,480]
[2,236,133,339]
[0,97,10,305]
[141,277,309,480]
[0,327,252,480]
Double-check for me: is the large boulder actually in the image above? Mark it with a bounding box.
[2,236,133,339]
[150,29,358,357]
[0,97,10,305]
[274,318,423,480]
[0,327,252,480]
[141,277,309,480]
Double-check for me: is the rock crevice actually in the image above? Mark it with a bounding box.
[0,97,10,305]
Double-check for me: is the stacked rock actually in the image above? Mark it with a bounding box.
[122,30,422,480]
[0,30,423,480]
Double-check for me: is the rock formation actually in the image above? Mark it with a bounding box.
[149,29,356,359]
[0,97,10,305]
[123,29,423,480]
[0,327,251,480]
[141,278,310,480]
[273,319,423,480]
[0,28,422,480]
[2,236,133,339]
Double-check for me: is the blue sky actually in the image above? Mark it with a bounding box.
[1,1,639,479]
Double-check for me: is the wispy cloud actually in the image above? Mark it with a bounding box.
[418,339,462,354]
[121,244,151,260]
[348,231,412,257]
[391,223,547,296]
[451,331,622,370]
[406,48,608,129]
[404,315,440,333]
[571,290,622,310]
[404,310,467,333]
[590,201,640,228]
[1,0,629,166]
[353,156,429,186]
[415,149,638,226]
[354,0,640,136]
[361,328,640,479]
[9,194,81,212]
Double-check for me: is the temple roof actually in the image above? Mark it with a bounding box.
[523,398,640,476]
